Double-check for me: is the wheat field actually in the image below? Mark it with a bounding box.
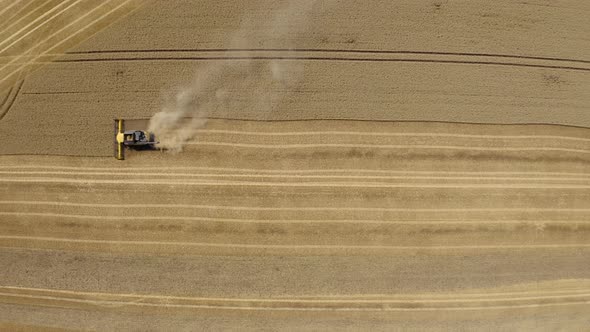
[0,0,589,330]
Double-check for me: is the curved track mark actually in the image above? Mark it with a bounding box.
[0,79,24,121]
[65,48,590,64]
[0,86,13,109]
[53,56,590,72]
[6,285,590,300]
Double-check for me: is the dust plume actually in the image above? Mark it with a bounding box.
[148,0,321,153]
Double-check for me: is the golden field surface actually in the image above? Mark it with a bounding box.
[1,0,589,330]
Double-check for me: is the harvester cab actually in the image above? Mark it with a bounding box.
[114,119,158,160]
[123,130,155,146]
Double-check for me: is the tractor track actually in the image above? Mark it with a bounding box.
[1,200,588,213]
[11,48,588,72]
[0,165,588,177]
[1,286,590,312]
[182,129,590,142]
[1,171,588,182]
[131,117,590,130]
[0,85,13,109]
[4,143,589,159]
[3,119,589,158]
[0,0,56,38]
[2,177,590,189]
[52,55,590,72]
[181,142,590,154]
[3,211,588,226]
[0,0,80,53]
[64,48,590,64]
[2,235,590,255]
[0,0,139,85]
[0,0,144,95]
[0,79,24,121]
[0,0,37,31]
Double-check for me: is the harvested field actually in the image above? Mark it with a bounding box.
[1,0,589,330]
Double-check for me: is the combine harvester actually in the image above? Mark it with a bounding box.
[114,119,158,160]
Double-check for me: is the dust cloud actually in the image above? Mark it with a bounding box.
[148,0,321,153]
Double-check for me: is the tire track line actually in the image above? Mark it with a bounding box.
[2,177,590,188]
[1,286,590,307]
[185,141,590,154]
[0,79,24,120]
[0,0,36,31]
[281,288,590,299]
[1,171,588,182]
[5,285,590,300]
[0,0,103,74]
[0,166,586,177]
[0,153,108,158]
[0,85,13,108]
[64,48,590,64]
[175,117,590,130]
[197,129,590,142]
[0,0,57,39]
[0,0,27,19]
[0,0,49,37]
[2,212,586,225]
[0,0,79,53]
[0,0,135,85]
[1,201,588,212]
[1,291,589,312]
[1,235,590,251]
[51,55,590,72]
